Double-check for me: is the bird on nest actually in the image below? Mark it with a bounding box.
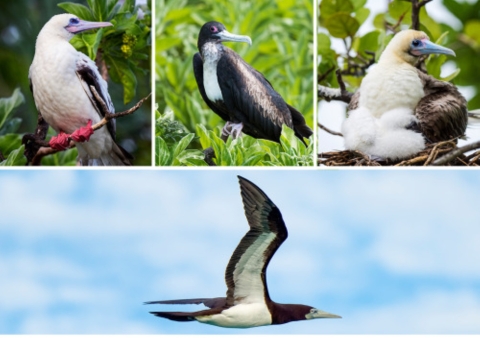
[342,29,467,161]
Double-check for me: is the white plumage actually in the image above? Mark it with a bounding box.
[29,13,131,165]
[342,30,456,160]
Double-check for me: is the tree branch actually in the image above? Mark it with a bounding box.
[318,122,343,137]
[432,140,480,166]
[318,70,353,103]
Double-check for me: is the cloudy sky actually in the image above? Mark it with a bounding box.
[1,169,480,334]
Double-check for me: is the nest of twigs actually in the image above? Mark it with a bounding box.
[319,139,480,166]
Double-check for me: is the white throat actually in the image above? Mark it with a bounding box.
[202,42,223,102]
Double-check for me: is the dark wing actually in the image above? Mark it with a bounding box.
[217,49,294,142]
[224,176,288,307]
[193,53,230,121]
[288,103,313,141]
[145,297,226,309]
[75,55,116,140]
[415,70,467,143]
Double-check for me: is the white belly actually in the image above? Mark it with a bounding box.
[202,43,223,102]
[195,303,272,328]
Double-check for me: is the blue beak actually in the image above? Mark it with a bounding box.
[411,39,455,57]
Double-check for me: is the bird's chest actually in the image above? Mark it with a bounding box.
[359,66,424,118]
[30,50,95,132]
[195,303,272,328]
[202,43,223,102]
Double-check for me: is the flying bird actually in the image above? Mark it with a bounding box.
[29,13,132,165]
[193,21,313,143]
[342,30,467,160]
[146,176,340,328]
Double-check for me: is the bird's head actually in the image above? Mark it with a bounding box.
[380,29,455,65]
[197,21,252,51]
[305,308,342,320]
[40,13,113,41]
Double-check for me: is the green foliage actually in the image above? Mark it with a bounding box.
[0,88,26,166]
[156,0,313,166]
[197,124,314,166]
[155,110,207,166]
[58,0,150,104]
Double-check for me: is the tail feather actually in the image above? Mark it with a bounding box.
[288,104,313,142]
[150,311,196,322]
[145,297,226,309]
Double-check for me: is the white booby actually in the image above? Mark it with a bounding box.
[342,30,467,160]
[146,176,340,328]
[193,21,313,143]
[29,13,132,165]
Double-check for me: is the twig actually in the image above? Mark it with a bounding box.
[318,122,343,137]
[318,66,335,84]
[432,140,480,165]
[409,0,433,30]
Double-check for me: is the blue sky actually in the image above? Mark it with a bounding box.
[1,169,480,334]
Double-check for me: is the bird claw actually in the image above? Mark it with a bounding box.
[70,120,94,142]
[221,122,243,139]
[49,132,71,150]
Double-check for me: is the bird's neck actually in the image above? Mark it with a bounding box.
[201,42,224,62]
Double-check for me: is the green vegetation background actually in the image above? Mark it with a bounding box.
[318,0,480,109]
[0,0,151,165]
[155,0,314,166]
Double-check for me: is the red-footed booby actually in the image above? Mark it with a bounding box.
[342,30,467,160]
[146,176,340,328]
[29,14,133,166]
[194,22,313,143]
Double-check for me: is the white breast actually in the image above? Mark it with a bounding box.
[195,303,272,328]
[202,43,223,102]
[359,63,424,118]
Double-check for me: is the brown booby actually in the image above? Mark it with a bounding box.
[29,14,132,165]
[146,176,340,328]
[193,21,313,143]
[341,30,467,160]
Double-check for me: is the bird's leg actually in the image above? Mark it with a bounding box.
[230,122,243,139]
[70,120,94,142]
[48,120,94,150]
[48,131,71,150]
[221,121,244,140]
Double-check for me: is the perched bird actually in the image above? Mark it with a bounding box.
[29,13,132,165]
[342,30,467,160]
[193,21,312,143]
[146,176,340,328]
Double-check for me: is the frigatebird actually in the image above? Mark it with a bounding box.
[193,21,312,143]
[29,14,132,165]
[342,30,467,160]
[146,176,340,328]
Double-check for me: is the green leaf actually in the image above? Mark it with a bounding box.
[320,0,354,22]
[58,2,94,21]
[441,68,461,82]
[155,136,172,166]
[0,88,24,130]
[119,0,135,14]
[88,0,108,21]
[172,133,195,161]
[465,20,480,45]
[324,12,360,39]
[355,8,370,27]
[0,145,26,166]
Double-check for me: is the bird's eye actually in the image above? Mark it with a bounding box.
[69,18,80,25]
[412,39,421,47]
[210,26,218,33]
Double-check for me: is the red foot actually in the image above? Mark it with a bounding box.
[49,132,70,150]
[70,120,94,142]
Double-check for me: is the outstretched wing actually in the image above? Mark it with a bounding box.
[145,297,226,309]
[224,176,288,307]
